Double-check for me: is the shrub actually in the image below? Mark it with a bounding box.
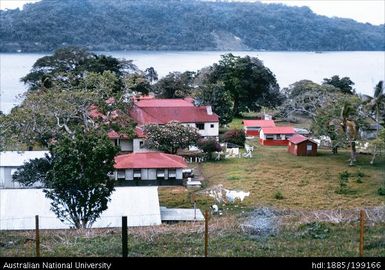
[378,187,385,196]
[274,191,284,200]
[222,129,246,147]
[299,222,330,239]
[197,138,222,154]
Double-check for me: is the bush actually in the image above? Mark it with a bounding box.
[299,222,330,239]
[222,129,246,147]
[378,187,385,196]
[197,138,222,154]
[274,191,284,200]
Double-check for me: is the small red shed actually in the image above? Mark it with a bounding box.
[288,134,317,156]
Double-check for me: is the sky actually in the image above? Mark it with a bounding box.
[0,0,384,25]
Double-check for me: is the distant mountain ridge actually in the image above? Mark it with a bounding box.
[0,0,384,52]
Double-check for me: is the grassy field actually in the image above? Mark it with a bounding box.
[201,143,385,209]
[1,217,384,257]
[159,142,385,210]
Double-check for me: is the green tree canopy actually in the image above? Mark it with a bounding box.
[21,47,138,92]
[143,121,200,154]
[202,54,283,116]
[322,75,355,95]
[154,71,196,99]
[196,82,234,125]
[13,131,119,229]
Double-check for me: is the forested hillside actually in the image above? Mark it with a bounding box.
[1,0,384,52]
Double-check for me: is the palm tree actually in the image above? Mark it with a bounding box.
[362,81,384,164]
[340,103,359,166]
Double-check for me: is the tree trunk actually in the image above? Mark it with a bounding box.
[370,145,377,165]
[349,141,357,166]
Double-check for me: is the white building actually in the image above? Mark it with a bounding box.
[0,151,49,188]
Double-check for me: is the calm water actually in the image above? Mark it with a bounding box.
[1,51,384,113]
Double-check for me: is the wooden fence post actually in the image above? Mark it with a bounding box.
[204,209,209,257]
[122,216,128,257]
[35,215,40,257]
[360,209,365,257]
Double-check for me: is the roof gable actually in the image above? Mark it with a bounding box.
[130,105,219,125]
[289,134,317,144]
[114,152,188,169]
[243,120,276,128]
[261,127,296,135]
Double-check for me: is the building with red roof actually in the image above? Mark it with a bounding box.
[112,152,188,184]
[108,127,147,153]
[242,120,276,136]
[259,126,296,146]
[130,97,219,139]
[288,134,317,156]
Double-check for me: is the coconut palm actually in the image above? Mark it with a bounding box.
[362,81,385,164]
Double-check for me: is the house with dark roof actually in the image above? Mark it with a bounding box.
[259,127,296,146]
[288,134,318,156]
[130,97,219,139]
[112,152,188,185]
[242,120,276,137]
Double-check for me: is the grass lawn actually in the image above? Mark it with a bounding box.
[158,140,385,210]
[201,142,385,209]
[2,219,384,257]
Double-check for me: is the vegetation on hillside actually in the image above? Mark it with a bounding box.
[1,0,384,52]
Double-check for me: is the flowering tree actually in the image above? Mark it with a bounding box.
[143,121,200,154]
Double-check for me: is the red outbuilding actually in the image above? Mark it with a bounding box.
[242,120,276,136]
[259,126,296,146]
[288,134,318,156]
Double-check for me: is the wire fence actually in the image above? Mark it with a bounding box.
[1,207,384,257]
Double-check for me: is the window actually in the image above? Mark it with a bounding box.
[210,124,214,128]
[133,169,141,180]
[113,139,119,147]
[265,135,274,140]
[139,141,144,148]
[196,123,204,130]
[168,169,176,179]
[117,169,125,180]
[157,169,165,180]
[307,144,313,151]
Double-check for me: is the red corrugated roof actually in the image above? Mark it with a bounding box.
[130,105,219,125]
[288,134,316,144]
[261,127,296,134]
[134,126,145,138]
[288,134,308,144]
[108,127,145,139]
[243,120,276,128]
[114,152,188,169]
[134,98,194,107]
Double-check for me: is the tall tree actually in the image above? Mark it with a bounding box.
[154,71,195,98]
[196,82,234,125]
[13,131,119,229]
[203,54,282,116]
[322,75,355,95]
[279,80,342,120]
[362,80,385,164]
[21,46,138,92]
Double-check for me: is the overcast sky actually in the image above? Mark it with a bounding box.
[0,0,384,25]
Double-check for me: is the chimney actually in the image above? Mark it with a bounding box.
[206,106,213,115]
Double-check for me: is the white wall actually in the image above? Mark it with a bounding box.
[133,138,149,152]
[0,187,162,229]
[119,139,133,152]
[114,168,184,181]
[184,122,218,137]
